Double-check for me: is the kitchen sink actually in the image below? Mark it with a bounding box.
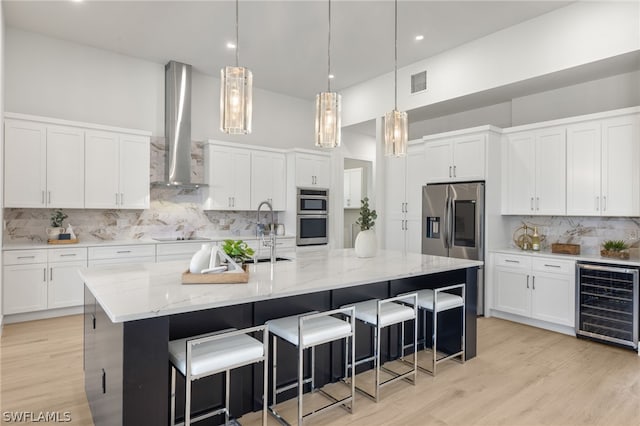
[152,237,213,242]
[254,257,292,263]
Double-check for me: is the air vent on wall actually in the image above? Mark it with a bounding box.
[411,70,427,94]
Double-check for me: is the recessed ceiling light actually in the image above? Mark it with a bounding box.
[328,74,335,79]
[415,35,424,41]
[226,42,236,49]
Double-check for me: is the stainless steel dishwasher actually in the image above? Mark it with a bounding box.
[576,262,639,350]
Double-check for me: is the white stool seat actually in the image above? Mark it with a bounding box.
[266,312,352,347]
[401,289,463,311]
[345,299,415,327]
[169,331,264,377]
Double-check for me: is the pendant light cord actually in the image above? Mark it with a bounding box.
[394,0,398,111]
[235,0,239,67]
[328,0,332,92]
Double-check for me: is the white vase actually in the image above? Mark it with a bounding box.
[354,229,377,258]
[189,244,212,273]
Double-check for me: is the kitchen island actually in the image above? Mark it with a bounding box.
[81,249,482,426]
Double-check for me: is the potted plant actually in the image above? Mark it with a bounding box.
[47,209,68,240]
[354,197,378,258]
[221,239,256,267]
[601,240,630,260]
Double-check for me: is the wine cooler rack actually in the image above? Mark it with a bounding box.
[576,262,638,349]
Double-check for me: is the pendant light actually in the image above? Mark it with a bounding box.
[220,0,252,134]
[315,0,341,148]
[384,0,408,157]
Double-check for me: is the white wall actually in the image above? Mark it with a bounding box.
[342,1,640,126]
[5,28,315,149]
[410,102,512,138]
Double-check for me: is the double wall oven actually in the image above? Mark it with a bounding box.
[296,188,329,246]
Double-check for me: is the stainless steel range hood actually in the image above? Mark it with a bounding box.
[151,60,205,188]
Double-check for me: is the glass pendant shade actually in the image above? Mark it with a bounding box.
[314,91,342,148]
[220,66,253,134]
[384,109,408,157]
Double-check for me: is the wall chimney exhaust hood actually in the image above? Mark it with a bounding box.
[151,60,206,189]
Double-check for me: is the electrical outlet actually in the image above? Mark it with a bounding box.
[629,229,639,240]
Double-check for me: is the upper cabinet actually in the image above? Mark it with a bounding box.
[567,114,639,216]
[343,168,362,209]
[4,119,84,208]
[85,131,150,209]
[503,127,566,215]
[204,144,251,211]
[424,133,485,182]
[251,151,286,211]
[295,153,330,188]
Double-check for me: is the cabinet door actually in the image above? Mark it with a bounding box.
[503,132,536,214]
[46,125,85,208]
[384,154,406,250]
[534,128,566,215]
[296,155,316,187]
[4,119,47,207]
[601,115,640,216]
[231,150,251,210]
[205,146,234,210]
[453,135,485,181]
[48,261,86,309]
[344,168,362,209]
[405,217,422,254]
[405,146,425,220]
[251,151,272,207]
[343,169,351,208]
[85,131,120,209]
[3,264,48,314]
[314,156,331,188]
[119,134,150,209]
[424,141,452,183]
[493,268,530,317]
[385,218,406,252]
[270,154,286,210]
[566,122,601,216]
[530,273,574,327]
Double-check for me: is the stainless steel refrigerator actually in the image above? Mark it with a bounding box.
[422,182,485,315]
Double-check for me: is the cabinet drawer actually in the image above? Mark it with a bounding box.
[49,247,88,262]
[493,253,532,270]
[88,245,156,260]
[3,249,48,265]
[532,258,574,275]
[156,241,216,257]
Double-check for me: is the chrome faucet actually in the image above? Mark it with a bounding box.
[256,200,276,264]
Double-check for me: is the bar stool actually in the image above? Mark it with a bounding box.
[400,284,465,376]
[341,294,418,402]
[266,307,356,425]
[168,325,268,426]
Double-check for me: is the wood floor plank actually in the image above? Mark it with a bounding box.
[1,315,639,426]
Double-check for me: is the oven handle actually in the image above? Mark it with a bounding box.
[297,214,329,219]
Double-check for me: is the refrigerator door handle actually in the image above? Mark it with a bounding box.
[448,192,455,249]
[442,186,450,249]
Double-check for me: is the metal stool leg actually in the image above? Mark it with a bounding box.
[170,366,176,426]
[271,335,278,409]
[298,341,304,426]
[225,369,231,424]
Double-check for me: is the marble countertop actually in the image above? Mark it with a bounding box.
[491,247,640,267]
[80,249,483,323]
[3,234,297,250]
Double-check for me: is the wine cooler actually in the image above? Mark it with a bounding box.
[576,262,639,350]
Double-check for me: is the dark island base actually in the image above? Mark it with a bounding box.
[84,267,477,426]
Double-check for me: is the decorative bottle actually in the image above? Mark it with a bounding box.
[531,227,540,251]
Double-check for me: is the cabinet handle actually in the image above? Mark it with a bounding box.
[536,197,540,211]
[453,165,457,177]
[120,193,124,206]
[92,314,96,330]
[50,267,53,281]
[17,256,35,259]
[449,166,452,178]
[43,267,47,282]
[595,196,599,211]
[116,250,132,254]
[405,202,408,213]
[603,196,607,211]
[505,259,520,264]
[101,369,106,394]
[526,275,529,288]
[530,197,534,211]
[544,264,561,268]
[232,197,235,208]
[532,276,536,290]
[41,190,45,204]
[60,253,77,257]
[48,191,51,204]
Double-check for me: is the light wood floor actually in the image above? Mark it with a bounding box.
[1,315,639,426]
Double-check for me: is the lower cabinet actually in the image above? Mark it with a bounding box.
[493,253,575,328]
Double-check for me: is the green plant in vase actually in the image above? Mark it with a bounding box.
[47,209,68,240]
[601,240,630,259]
[355,197,377,231]
[221,239,255,265]
[354,197,378,258]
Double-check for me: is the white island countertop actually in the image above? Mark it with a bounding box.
[80,249,482,323]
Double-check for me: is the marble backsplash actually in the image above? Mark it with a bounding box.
[3,137,277,243]
[504,216,640,255]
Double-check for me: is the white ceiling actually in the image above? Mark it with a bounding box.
[4,0,574,101]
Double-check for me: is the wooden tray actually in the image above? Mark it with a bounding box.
[551,243,580,255]
[182,268,249,284]
[48,238,80,245]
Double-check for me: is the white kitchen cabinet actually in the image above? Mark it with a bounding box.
[204,144,251,210]
[567,114,639,216]
[295,153,330,188]
[85,130,150,209]
[88,244,156,267]
[424,134,485,182]
[384,143,425,253]
[503,127,566,215]
[492,253,575,328]
[4,119,84,208]
[2,248,86,315]
[251,151,286,211]
[343,168,362,209]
